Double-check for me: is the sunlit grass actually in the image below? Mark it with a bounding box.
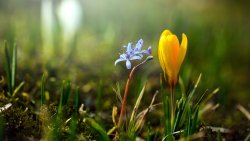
[0,37,228,140]
[0,1,249,140]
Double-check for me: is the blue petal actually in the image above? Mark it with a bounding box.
[126,43,133,53]
[141,46,152,55]
[130,55,142,60]
[120,54,126,59]
[135,39,143,51]
[133,51,144,57]
[138,53,143,58]
[114,58,126,66]
[126,60,131,69]
[147,46,152,54]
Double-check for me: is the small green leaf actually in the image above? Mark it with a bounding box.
[12,81,25,98]
[84,118,110,141]
[129,83,146,124]
[63,80,71,105]
[11,42,17,92]
[244,133,250,141]
[184,106,191,136]
[216,130,222,141]
[147,126,151,141]
[190,107,199,134]
[4,41,12,94]
[67,115,78,141]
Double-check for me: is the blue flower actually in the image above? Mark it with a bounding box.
[115,39,152,69]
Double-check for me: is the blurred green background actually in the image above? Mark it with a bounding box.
[0,0,249,127]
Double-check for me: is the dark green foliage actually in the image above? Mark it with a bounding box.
[58,80,71,114]
[74,86,80,112]
[11,43,17,93]
[4,41,12,94]
[96,80,102,112]
[40,74,46,105]
[0,115,5,141]
[84,118,110,141]
[0,2,249,138]
[4,41,17,96]
[147,126,151,141]
[2,106,41,140]
[217,130,222,141]
[160,75,219,140]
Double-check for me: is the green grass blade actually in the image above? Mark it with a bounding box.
[84,118,110,141]
[12,81,25,98]
[63,80,71,105]
[59,80,71,108]
[0,116,5,141]
[186,74,202,103]
[11,42,17,92]
[173,98,184,132]
[53,115,62,140]
[58,83,64,114]
[203,88,220,104]
[67,115,78,141]
[166,96,172,141]
[41,74,46,105]
[160,73,173,141]
[153,130,159,141]
[160,74,168,136]
[162,96,172,141]
[147,126,151,141]
[129,83,146,124]
[174,74,201,133]
[184,106,191,137]
[216,130,222,141]
[194,90,208,109]
[112,82,122,103]
[190,107,199,134]
[74,86,80,113]
[244,133,250,141]
[4,41,12,94]
[178,76,186,98]
[96,80,102,111]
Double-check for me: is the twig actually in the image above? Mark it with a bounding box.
[202,126,231,133]
[0,103,12,113]
[237,104,250,121]
[162,130,185,141]
[177,132,205,141]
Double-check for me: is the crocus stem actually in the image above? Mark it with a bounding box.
[170,83,175,129]
[115,57,153,140]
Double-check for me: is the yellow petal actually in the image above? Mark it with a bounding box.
[158,36,167,78]
[159,34,180,84]
[181,33,187,50]
[158,30,172,78]
[161,29,172,37]
[166,35,180,82]
[158,29,188,86]
[177,33,187,69]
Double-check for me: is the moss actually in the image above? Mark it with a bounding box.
[1,104,41,140]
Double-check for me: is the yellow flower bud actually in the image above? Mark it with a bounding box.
[158,29,187,86]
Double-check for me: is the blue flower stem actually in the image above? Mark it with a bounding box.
[115,56,153,140]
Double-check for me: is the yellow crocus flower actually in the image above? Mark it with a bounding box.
[158,29,187,86]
